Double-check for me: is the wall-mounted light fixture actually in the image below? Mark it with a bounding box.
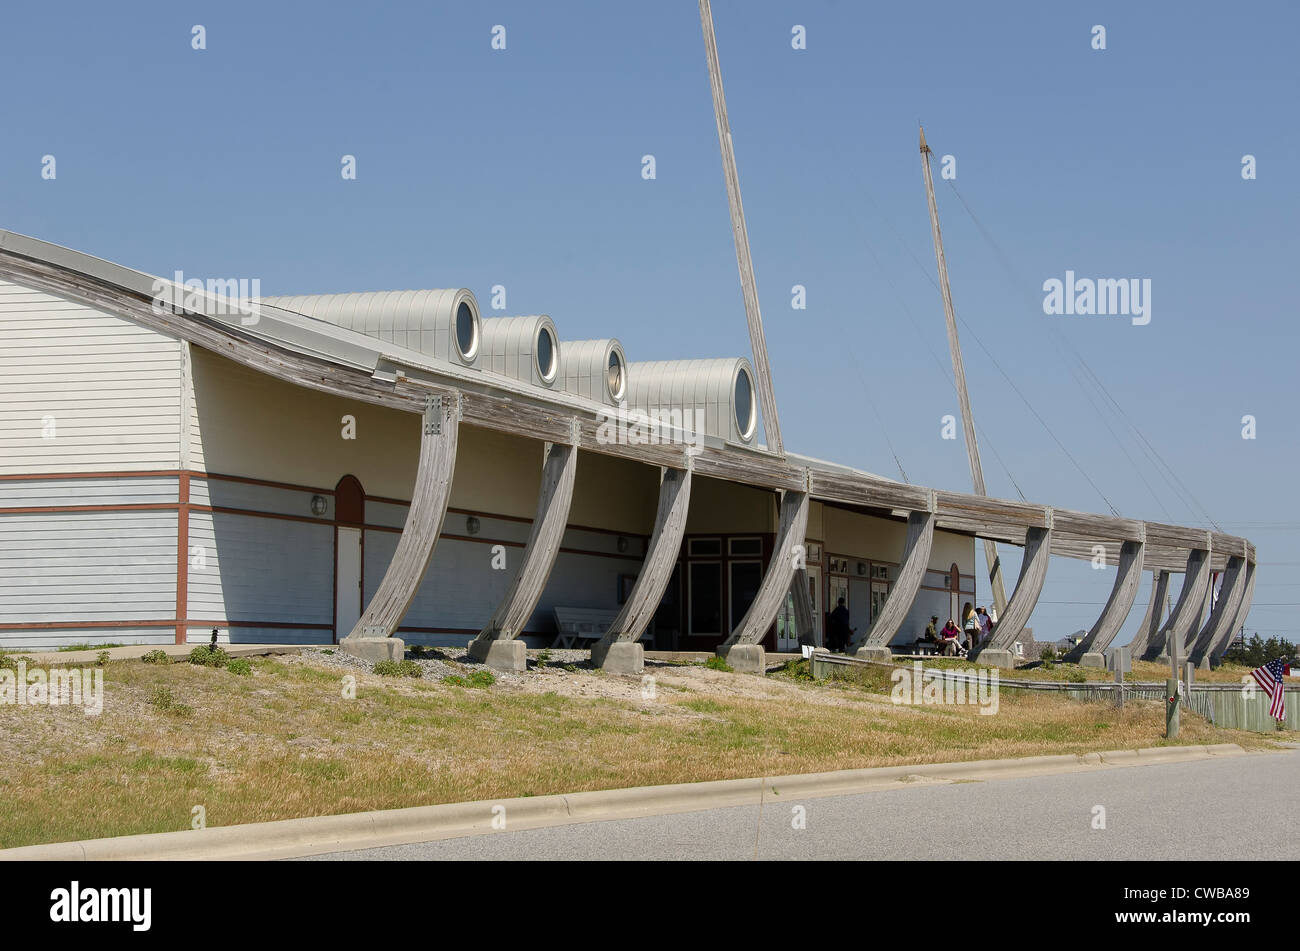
[310,495,328,516]
[466,516,481,536]
[617,536,629,553]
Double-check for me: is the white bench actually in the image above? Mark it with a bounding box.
[552,607,623,649]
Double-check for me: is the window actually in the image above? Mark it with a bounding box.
[536,326,557,382]
[455,301,478,361]
[728,537,762,557]
[733,366,755,438]
[688,538,722,557]
[729,560,762,629]
[689,562,722,635]
[607,350,625,401]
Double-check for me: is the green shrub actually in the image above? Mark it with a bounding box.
[374,659,423,678]
[704,655,733,672]
[442,669,495,688]
[97,651,112,666]
[58,642,125,652]
[409,644,428,658]
[141,649,170,665]
[1038,644,1058,664]
[147,686,192,717]
[225,658,252,676]
[536,649,552,669]
[188,645,230,668]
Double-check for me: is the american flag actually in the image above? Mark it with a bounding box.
[1251,658,1290,722]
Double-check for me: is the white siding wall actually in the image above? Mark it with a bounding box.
[0,502,178,649]
[187,510,333,630]
[0,279,181,474]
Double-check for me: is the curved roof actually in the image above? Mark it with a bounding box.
[626,357,756,445]
[258,289,481,367]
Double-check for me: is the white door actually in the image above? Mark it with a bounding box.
[775,592,798,652]
[335,527,362,641]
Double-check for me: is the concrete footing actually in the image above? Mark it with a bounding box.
[973,648,1016,670]
[716,644,765,674]
[854,646,893,664]
[590,640,644,675]
[340,636,405,663]
[467,637,527,672]
[1079,652,1107,669]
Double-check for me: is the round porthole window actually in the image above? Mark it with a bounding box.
[537,326,557,383]
[607,350,626,402]
[455,300,478,361]
[734,366,755,439]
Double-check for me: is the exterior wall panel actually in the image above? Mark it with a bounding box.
[0,279,181,474]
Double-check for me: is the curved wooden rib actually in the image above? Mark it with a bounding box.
[348,395,460,639]
[1189,555,1247,667]
[978,524,1052,654]
[596,464,693,648]
[723,488,810,647]
[852,509,936,653]
[1066,539,1145,660]
[1153,547,1211,659]
[1127,570,1170,661]
[1208,559,1256,665]
[472,435,579,645]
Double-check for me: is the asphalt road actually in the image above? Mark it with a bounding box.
[308,750,1299,860]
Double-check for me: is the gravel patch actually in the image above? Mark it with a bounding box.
[299,645,599,688]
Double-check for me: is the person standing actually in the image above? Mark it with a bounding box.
[828,597,852,653]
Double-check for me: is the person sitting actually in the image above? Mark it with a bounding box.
[939,618,965,656]
[915,615,940,654]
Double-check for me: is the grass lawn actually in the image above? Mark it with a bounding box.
[0,652,1286,849]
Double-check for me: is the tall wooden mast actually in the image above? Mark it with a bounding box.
[919,126,1008,616]
[698,0,783,455]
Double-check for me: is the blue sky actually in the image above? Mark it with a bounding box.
[2,1,1296,646]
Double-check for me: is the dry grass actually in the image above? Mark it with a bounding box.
[0,653,1284,849]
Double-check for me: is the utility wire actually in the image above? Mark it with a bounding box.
[851,198,1029,500]
[943,178,1224,532]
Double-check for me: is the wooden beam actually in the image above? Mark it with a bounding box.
[722,488,809,646]
[1153,547,1212,659]
[348,395,460,639]
[594,463,693,648]
[471,428,579,647]
[698,0,783,455]
[853,507,936,653]
[976,523,1052,654]
[789,566,816,644]
[1208,559,1256,665]
[919,128,1007,616]
[0,248,1260,590]
[1188,555,1247,667]
[1066,539,1144,660]
[1127,570,1171,661]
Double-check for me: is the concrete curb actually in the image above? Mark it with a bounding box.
[0,743,1249,861]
